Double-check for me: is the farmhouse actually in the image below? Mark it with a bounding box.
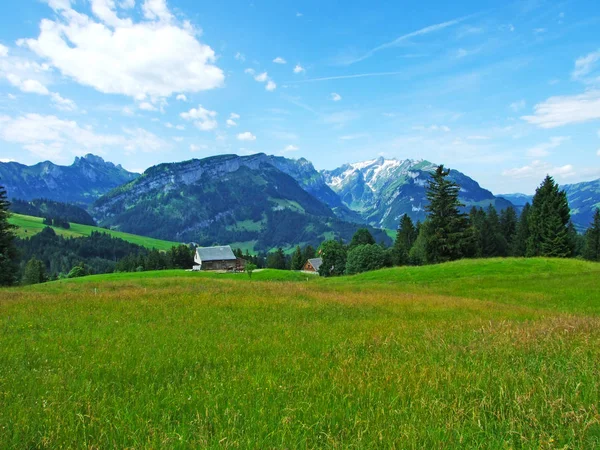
[193,245,246,271]
[303,257,322,273]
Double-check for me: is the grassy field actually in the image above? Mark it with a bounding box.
[9,213,181,251]
[1,258,600,448]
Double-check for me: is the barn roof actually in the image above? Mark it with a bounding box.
[196,245,237,262]
[308,258,323,271]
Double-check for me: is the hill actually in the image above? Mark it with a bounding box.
[93,153,390,251]
[9,213,180,251]
[322,157,514,229]
[1,258,599,448]
[0,154,138,206]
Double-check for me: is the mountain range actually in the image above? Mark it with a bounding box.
[2,153,600,249]
[0,154,138,206]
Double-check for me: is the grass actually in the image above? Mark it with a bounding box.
[9,213,181,251]
[1,258,600,448]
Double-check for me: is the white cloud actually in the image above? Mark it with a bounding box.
[180,105,218,131]
[533,28,546,34]
[281,144,298,153]
[142,0,173,23]
[266,80,276,91]
[412,124,451,132]
[235,52,245,62]
[173,136,183,142]
[466,135,490,140]
[0,113,169,160]
[139,101,157,111]
[0,158,15,163]
[122,106,134,116]
[7,94,17,100]
[244,68,255,75]
[296,12,303,17]
[50,92,77,111]
[522,90,600,128]
[510,100,526,112]
[597,148,600,156]
[230,113,240,120]
[176,94,187,101]
[572,49,600,83]
[330,92,342,101]
[226,119,237,127]
[20,0,224,105]
[0,44,8,57]
[502,160,576,180]
[273,57,286,64]
[120,0,135,8]
[526,136,569,158]
[293,64,305,74]
[18,79,49,95]
[254,72,269,82]
[237,131,256,141]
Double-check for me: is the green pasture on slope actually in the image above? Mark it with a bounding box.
[1,258,600,448]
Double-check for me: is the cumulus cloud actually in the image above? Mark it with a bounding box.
[266,80,277,91]
[293,64,305,74]
[247,70,276,91]
[180,105,218,131]
[237,131,256,141]
[502,160,576,179]
[19,0,224,107]
[235,52,245,62]
[254,72,269,82]
[189,143,207,152]
[273,57,286,64]
[522,90,600,128]
[176,94,187,101]
[139,101,157,111]
[330,92,342,101]
[0,44,8,57]
[0,113,168,160]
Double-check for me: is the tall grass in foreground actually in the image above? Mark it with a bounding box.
[1,258,599,448]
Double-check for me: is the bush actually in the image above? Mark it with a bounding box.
[346,244,386,275]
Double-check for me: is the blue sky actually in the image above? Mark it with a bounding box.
[0,0,599,194]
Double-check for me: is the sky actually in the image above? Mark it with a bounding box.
[0,0,599,194]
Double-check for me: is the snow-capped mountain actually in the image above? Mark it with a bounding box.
[322,157,513,229]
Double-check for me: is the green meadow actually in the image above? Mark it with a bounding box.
[8,213,180,251]
[1,258,600,448]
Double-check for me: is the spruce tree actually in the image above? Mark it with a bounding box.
[392,215,417,265]
[303,245,316,262]
[512,203,531,256]
[584,209,600,261]
[481,205,507,257]
[527,176,572,257]
[469,207,486,257]
[424,165,470,263]
[0,184,18,286]
[499,206,518,255]
[291,245,304,270]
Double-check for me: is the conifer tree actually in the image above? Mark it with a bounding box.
[512,203,531,256]
[0,184,18,286]
[303,245,316,262]
[499,206,518,255]
[469,207,486,257]
[527,176,572,257]
[392,215,417,265]
[584,209,600,261]
[291,245,304,270]
[424,165,470,263]
[481,205,507,257]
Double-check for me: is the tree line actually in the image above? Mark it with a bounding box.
[314,167,600,277]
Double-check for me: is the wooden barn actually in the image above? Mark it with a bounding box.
[193,245,246,271]
[303,257,323,273]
